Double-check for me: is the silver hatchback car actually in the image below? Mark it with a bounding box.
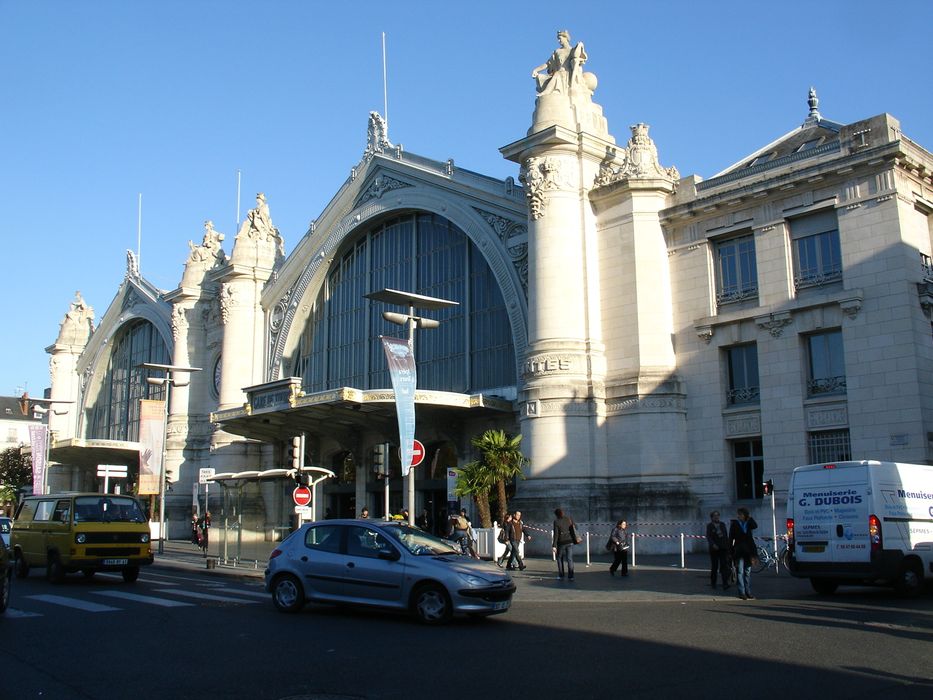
[264,519,515,624]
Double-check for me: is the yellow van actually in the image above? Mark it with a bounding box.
[11,493,153,583]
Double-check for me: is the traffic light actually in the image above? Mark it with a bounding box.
[373,443,387,476]
[762,479,774,497]
[291,436,301,471]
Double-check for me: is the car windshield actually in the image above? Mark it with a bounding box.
[383,524,462,556]
[74,497,146,523]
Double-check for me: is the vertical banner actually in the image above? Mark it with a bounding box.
[28,424,48,495]
[381,336,416,476]
[138,399,165,495]
[447,468,458,514]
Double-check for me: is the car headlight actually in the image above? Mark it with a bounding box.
[457,573,489,587]
[75,533,86,544]
[140,533,150,543]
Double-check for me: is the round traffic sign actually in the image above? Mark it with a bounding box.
[293,486,312,506]
[411,439,425,467]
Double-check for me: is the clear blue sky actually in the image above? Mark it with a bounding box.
[2,0,931,397]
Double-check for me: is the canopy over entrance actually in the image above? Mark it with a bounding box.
[211,378,514,444]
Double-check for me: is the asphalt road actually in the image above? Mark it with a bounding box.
[2,560,931,700]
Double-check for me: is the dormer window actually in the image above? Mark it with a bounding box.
[747,153,774,167]
[795,138,823,152]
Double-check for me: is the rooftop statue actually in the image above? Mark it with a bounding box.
[528,30,609,139]
[56,290,95,346]
[187,220,226,265]
[233,192,285,266]
[531,30,588,97]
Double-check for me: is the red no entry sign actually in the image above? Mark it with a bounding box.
[411,439,425,467]
[293,486,312,506]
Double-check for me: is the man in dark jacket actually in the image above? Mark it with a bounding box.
[706,510,730,590]
[506,510,528,570]
[729,507,758,600]
[552,508,577,580]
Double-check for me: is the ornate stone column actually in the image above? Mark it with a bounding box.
[45,292,95,440]
[500,30,615,516]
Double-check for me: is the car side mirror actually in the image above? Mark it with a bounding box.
[377,549,401,561]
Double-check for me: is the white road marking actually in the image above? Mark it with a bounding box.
[3,607,43,618]
[92,590,194,607]
[152,588,260,604]
[27,594,121,612]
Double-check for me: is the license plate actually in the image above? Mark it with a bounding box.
[802,545,825,553]
[102,558,129,566]
[492,600,510,611]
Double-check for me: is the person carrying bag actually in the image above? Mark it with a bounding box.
[608,519,629,577]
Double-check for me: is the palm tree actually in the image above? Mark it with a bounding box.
[453,459,495,527]
[471,429,527,524]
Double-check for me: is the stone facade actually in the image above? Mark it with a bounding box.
[41,34,933,550]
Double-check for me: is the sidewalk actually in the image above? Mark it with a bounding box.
[153,540,813,602]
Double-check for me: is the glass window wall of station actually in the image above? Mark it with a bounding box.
[293,212,516,394]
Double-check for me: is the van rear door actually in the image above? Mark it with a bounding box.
[792,463,870,565]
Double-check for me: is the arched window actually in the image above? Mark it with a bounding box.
[87,320,170,441]
[293,213,515,393]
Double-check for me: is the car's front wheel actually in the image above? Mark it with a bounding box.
[271,574,305,613]
[46,554,65,584]
[412,583,452,625]
[122,567,139,583]
[810,577,838,595]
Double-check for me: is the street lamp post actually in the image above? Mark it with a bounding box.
[365,289,458,527]
[141,362,202,554]
[23,396,73,495]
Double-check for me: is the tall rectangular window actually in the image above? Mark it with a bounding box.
[808,429,852,463]
[733,438,764,500]
[716,234,758,306]
[806,330,846,397]
[790,209,842,290]
[726,344,759,405]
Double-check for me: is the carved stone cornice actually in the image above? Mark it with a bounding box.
[474,208,529,294]
[355,174,412,208]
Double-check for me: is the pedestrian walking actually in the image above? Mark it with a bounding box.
[449,509,472,555]
[190,510,199,545]
[506,510,529,570]
[496,512,514,567]
[551,508,579,580]
[359,506,370,519]
[197,511,211,556]
[608,519,629,577]
[729,507,758,599]
[706,510,731,590]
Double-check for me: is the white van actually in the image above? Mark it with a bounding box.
[786,460,933,596]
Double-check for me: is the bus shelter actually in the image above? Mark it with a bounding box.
[207,466,335,566]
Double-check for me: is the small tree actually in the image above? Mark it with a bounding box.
[0,447,32,505]
[471,430,527,524]
[453,460,495,527]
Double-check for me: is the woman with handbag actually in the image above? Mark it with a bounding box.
[608,519,630,577]
[552,508,579,581]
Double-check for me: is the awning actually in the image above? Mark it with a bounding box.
[211,382,514,444]
[47,438,141,470]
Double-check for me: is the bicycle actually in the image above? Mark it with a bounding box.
[752,536,790,574]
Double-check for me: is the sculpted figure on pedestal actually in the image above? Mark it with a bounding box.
[56,290,95,346]
[531,30,588,97]
[233,192,285,264]
[528,30,607,138]
[187,220,226,265]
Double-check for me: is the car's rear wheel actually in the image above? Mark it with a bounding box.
[0,567,11,613]
[412,583,452,625]
[82,569,95,579]
[893,560,922,598]
[271,574,305,613]
[122,566,139,583]
[14,552,29,579]
[46,554,65,584]
[810,577,838,595]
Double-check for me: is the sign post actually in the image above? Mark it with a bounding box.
[97,464,128,494]
[293,485,313,521]
[199,468,215,518]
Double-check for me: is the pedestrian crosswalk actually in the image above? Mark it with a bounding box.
[5,572,268,618]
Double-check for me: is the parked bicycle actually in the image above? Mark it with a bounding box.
[752,535,790,573]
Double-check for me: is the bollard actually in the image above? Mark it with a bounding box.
[680,532,685,568]
[585,531,591,567]
[631,532,636,567]
[551,529,556,560]
[206,558,216,570]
